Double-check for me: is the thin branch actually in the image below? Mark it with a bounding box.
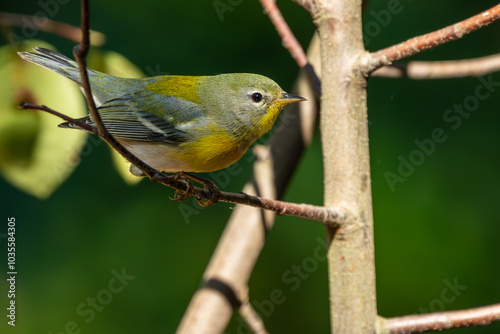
[365,4,500,73]
[372,53,500,79]
[383,303,500,334]
[260,0,308,67]
[219,190,344,226]
[0,12,105,46]
[73,0,103,135]
[18,103,95,132]
[239,300,269,334]
[259,0,321,96]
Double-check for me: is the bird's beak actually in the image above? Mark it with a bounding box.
[279,93,307,104]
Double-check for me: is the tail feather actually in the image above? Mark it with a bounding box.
[18,47,130,107]
[18,47,90,85]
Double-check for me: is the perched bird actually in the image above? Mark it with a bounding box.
[18,47,306,175]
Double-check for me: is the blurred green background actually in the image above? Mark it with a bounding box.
[1,0,500,333]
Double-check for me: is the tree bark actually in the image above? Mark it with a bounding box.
[312,0,378,332]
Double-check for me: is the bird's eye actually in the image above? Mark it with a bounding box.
[251,92,263,103]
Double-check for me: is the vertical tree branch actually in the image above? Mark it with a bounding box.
[296,0,377,332]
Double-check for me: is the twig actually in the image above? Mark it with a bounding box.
[220,190,344,225]
[18,103,94,132]
[365,4,500,73]
[239,300,269,334]
[260,0,308,67]
[383,303,500,333]
[372,53,500,79]
[73,0,103,135]
[0,12,105,46]
[259,0,321,96]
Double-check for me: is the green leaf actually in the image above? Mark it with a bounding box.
[0,40,87,198]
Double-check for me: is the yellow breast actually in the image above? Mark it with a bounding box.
[177,131,250,172]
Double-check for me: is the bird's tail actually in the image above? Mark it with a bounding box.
[17,47,95,85]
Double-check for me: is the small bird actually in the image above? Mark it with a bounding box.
[18,47,306,176]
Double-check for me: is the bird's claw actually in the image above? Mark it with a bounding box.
[170,172,220,207]
[169,173,194,202]
[195,178,220,207]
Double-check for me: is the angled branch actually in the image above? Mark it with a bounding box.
[383,303,500,333]
[364,4,500,73]
[372,53,500,79]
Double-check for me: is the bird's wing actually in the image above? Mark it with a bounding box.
[95,91,204,144]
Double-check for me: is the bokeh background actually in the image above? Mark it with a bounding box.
[1,0,500,333]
